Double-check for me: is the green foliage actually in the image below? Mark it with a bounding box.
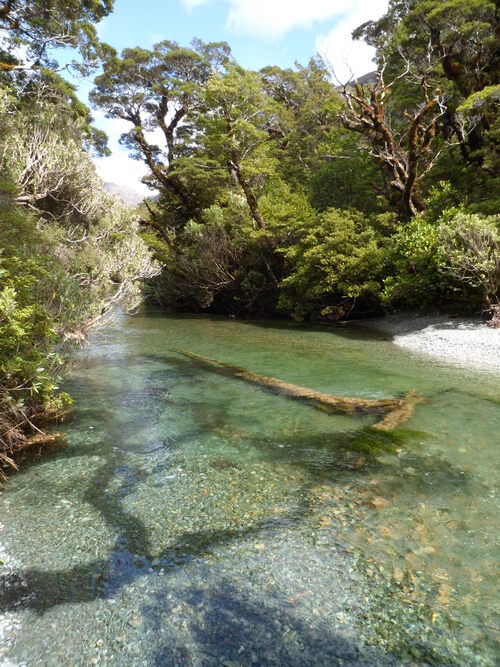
[437,211,500,309]
[382,217,440,309]
[86,10,498,324]
[356,0,499,97]
[457,85,500,213]
[422,182,462,224]
[0,209,62,405]
[258,180,316,240]
[382,209,500,313]
[203,65,279,179]
[91,39,232,225]
[145,193,274,314]
[279,209,383,320]
[345,0,499,223]
[0,0,114,74]
[0,79,157,457]
[309,156,382,215]
[0,183,157,411]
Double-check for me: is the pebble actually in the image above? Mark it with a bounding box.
[365,315,500,371]
[128,616,141,629]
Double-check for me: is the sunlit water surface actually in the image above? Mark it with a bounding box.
[0,311,499,666]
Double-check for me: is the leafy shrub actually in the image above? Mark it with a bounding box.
[382,217,440,309]
[0,92,158,469]
[437,211,500,323]
[279,208,383,320]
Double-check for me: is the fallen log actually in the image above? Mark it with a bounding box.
[371,390,423,431]
[173,349,423,431]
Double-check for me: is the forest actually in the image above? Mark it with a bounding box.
[1,0,499,466]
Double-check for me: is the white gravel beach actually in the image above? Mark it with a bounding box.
[362,314,500,372]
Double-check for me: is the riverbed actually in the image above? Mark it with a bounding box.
[1,311,499,665]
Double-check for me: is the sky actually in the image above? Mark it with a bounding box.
[84,0,388,198]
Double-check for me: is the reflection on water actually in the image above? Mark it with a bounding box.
[0,310,499,665]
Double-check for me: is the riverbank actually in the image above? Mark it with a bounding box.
[359,314,500,372]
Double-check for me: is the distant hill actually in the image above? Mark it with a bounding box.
[104,182,144,205]
[355,71,377,85]
[335,71,377,89]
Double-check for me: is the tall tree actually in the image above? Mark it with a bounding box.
[354,0,500,161]
[261,57,339,188]
[90,40,231,224]
[340,68,447,217]
[262,57,383,214]
[202,65,282,229]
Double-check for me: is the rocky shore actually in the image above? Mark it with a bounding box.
[362,314,500,372]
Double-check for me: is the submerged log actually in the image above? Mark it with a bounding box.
[173,349,423,431]
[371,390,423,432]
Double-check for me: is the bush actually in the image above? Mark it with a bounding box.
[381,217,440,309]
[0,208,65,471]
[279,208,383,320]
[0,91,158,471]
[437,211,500,324]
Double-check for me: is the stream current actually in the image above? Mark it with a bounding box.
[0,310,499,665]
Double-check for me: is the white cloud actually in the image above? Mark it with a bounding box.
[317,0,388,83]
[180,0,387,42]
[94,152,151,198]
[180,0,388,80]
[226,0,349,39]
[181,0,209,13]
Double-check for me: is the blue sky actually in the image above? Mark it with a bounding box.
[97,0,321,71]
[86,0,388,195]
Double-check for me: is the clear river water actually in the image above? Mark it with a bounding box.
[0,310,499,666]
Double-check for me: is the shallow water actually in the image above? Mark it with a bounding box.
[0,310,499,666]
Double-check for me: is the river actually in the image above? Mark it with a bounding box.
[0,310,499,665]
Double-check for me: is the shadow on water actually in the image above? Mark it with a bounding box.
[143,582,397,667]
[0,423,473,616]
[0,348,482,665]
[0,444,313,615]
[141,308,393,342]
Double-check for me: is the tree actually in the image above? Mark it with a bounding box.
[354,0,500,162]
[91,40,232,224]
[438,212,500,325]
[0,87,158,332]
[262,58,384,215]
[1,87,108,222]
[0,0,114,73]
[261,57,340,189]
[279,209,383,320]
[201,65,282,230]
[340,68,447,217]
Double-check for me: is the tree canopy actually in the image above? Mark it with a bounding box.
[0,0,114,73]
[88,0,498,324]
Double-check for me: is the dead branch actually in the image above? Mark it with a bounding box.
[339,68,447,217]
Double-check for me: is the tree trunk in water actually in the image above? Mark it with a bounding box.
[174,348,423,431]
